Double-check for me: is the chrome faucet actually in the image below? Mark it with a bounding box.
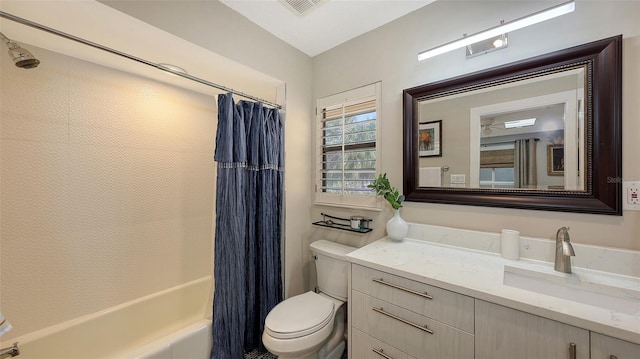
[0,342,19,359]
[554,226,575,273]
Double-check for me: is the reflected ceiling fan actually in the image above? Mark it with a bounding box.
[481,118,498,136]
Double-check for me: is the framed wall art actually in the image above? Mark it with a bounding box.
[418,120,442,157]
[547,144,564,176]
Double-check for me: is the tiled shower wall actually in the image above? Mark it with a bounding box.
[0,45,216,340]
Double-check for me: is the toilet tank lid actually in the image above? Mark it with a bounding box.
[310,240,356,260]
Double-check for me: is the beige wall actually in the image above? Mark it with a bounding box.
[311,0,640,268]
[98,0,314,298]
[0,46,216,340]
[1,0,315,342]
[0,1,314,344]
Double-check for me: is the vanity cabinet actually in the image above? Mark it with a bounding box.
[350,264,474,359]
[591,332,640,359]
[349,263,638,359]
[475,300,590,359]
[351,328,417,359]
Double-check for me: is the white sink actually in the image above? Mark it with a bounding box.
[503,263,640,315]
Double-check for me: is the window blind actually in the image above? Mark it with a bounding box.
[320,98,376,195]
[480,149,514,168]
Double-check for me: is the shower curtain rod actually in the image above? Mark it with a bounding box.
[0,11,282,109]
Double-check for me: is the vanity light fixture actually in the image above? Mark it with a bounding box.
[493,37,506,48]
[418,0,575,61]
[466,33,508,58]
[504,118,536,129]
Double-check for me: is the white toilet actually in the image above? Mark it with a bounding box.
[262,240,356,359]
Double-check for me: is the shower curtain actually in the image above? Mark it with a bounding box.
[514,138,538,188]
[211,93,284,359]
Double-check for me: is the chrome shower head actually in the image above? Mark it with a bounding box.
[0,31,40,69]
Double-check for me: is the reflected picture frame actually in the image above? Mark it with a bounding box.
[547,144,564,176]
[418,120,442,157]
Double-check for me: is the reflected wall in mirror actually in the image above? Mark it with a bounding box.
[403,36,622,215]
[419,67,585,191]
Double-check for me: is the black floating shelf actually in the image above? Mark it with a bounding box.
[312,212,373,234]
[312,221,373,233]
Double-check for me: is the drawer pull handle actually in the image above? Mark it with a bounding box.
[372,278,433,300]
[569,342,576,359]
[372,348,393,359]
[610,356,618,359]
[373,307,434,334]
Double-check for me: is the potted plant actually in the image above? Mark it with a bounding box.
[368,173,408,241]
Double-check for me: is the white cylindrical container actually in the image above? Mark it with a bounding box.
[350,216,363,229]
[501,229,520,260]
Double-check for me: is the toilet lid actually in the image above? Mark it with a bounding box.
[265,291,335,339]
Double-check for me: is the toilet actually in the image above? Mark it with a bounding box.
[262,240,356,359]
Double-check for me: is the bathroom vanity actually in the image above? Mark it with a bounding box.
[346,224,640,359]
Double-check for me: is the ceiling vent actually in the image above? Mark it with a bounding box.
[279,0,327,17]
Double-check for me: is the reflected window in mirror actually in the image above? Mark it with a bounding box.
[480,142,515,189]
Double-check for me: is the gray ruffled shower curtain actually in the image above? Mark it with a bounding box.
[211,93,284,359]
[514,138,537,188]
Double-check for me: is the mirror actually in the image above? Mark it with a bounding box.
[419,67,586,191]
[403,35,622,215]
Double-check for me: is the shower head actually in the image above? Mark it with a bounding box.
[0,31,40,69]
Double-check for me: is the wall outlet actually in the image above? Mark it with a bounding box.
[623,181,640,211]
[450,174,466,184]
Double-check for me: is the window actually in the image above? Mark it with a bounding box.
[479,167,515,188]
[480,142,515,188]
[315,83,381,209]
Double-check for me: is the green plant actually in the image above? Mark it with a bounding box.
[368,173,404,210]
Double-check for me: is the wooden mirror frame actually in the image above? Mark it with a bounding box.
[403,35,622,215]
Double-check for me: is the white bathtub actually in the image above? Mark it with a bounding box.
[122,319,211,359]
[11,276,212,359]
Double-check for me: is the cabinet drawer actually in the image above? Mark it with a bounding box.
[591,332,640,359]
[351,290,474,359]
[351,328,416,359]
[352,264,474,333]
[475,300,589,359]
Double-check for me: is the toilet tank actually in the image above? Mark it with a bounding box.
[310,240,356,301]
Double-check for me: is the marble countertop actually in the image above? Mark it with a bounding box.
[347,236,640,344]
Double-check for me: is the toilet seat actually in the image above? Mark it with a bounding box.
[264,291,335,339]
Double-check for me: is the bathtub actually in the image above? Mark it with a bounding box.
[11,276,212,359]
[122,319,211,359]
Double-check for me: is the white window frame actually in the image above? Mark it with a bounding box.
[479,143,515,188]
[314,82,381,210]
[479,168,516,188]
